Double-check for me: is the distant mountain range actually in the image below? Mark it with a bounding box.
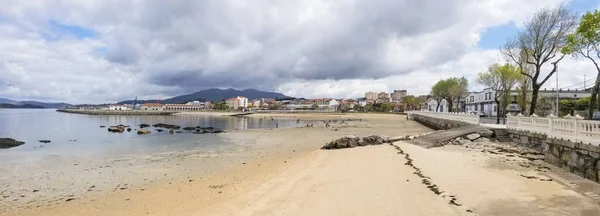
[0,97,71,109]
[118,88,289,104]
[0,103,45,109]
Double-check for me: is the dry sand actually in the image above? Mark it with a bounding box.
[3,113,600,216]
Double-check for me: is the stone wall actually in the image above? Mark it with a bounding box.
[411,114,471,130]
[508,129,600,183]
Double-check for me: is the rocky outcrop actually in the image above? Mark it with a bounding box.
[139,124,150,128]
[465,133,481,141]
[152,123,181,130]
[169,129,174,134]
[137,129,151,135]
[322,135,409,149]
[127,128,132,132]
[108,126,125,133]
[38,140,51,143]
[0,138,25,149]
[478,129,494,138]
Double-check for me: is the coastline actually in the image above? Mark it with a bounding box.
[3,113,600,215]
[2,113,422,215]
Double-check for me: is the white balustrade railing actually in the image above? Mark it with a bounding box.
[507,114,600,146]
[407,111,480,124]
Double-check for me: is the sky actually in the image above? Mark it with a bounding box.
[1,0,599,104]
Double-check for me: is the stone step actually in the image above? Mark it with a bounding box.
[493,129,511,142]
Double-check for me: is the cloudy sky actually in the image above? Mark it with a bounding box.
[1,0,599,104]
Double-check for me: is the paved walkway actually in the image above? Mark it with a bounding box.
[409,124,484,148]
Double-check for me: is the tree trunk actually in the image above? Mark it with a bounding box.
[436,99,441,112]
[588,79,599,119]
[529,86,540,115]
[495,99,501,124]
[447,98,454,112]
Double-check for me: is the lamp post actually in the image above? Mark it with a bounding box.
[555,68,559,116]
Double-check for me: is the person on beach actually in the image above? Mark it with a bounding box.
[276,123,279,128]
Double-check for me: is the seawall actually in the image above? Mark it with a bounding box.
[508,129,600,183]
[56,109,177,115]
[409,114,471,130]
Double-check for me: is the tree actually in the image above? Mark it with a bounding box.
[213,101,229,110]
[445,77,469,112]
[561,10,600,119]
[431,79,450,112]
[502,5,578,115]
[310,103,319,110]
[477,63,520,124]
[403,95,415,110]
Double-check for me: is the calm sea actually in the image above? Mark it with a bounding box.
[0,109,304,161]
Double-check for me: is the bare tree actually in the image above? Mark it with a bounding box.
[501,5,577,115]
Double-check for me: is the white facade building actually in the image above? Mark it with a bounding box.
[236,96,248,108]
[465,88,498,117]
[109,104,130,111]
[427,99,449,112]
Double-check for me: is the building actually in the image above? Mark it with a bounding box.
[465,88,592,117]
[427,99,449,112]
[108,104,130,111]
[140,103,164,111]
[365,92,378,101]
[390,90,408,102]
[236,96,248,108]
[164,103,204,111]
[251,99,261,108]
[465,88,498,116]
[378,92,390,100]
[226,98,239,110]
[308,98,339,109]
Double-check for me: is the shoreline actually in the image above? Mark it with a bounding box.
[2,113,421,215]
[4,112,600,215]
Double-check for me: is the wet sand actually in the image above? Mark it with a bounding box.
[3,113,600,216]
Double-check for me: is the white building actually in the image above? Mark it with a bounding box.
[236,96,248,108]
[109,104,130,111]
[427,99,449,112]
[465,88,498,117]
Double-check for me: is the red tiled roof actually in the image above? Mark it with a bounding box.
[141,103,163,107]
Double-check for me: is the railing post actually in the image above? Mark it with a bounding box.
[547,114,556,136]
[575,114,583,143]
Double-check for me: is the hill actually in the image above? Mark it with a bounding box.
[118,88,289,104]
[16,101,71,109]
[0,97,70,109]
[0,103,45,109]
[0,97,16,104]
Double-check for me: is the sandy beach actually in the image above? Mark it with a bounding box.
[3,113,600,216]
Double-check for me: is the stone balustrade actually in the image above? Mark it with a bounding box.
[407,111,480,124]
[507,114,600,146]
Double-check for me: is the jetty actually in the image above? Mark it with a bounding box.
[56,109,177,115]
[228,111,256,117]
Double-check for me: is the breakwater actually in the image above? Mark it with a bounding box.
[56,109,177,115]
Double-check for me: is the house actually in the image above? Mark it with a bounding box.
[308,98,339,109]
[226,98,239,110]
[108,104,129,111]
[427,98,449,112]
[140,103,164,111]
[236,96,248,108]
[465,88,498,116]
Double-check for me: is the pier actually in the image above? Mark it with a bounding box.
[56,109,177,115]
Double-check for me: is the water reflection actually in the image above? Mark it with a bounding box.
[0,109,305,162]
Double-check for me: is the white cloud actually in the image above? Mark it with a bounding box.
[0,0,591,104]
